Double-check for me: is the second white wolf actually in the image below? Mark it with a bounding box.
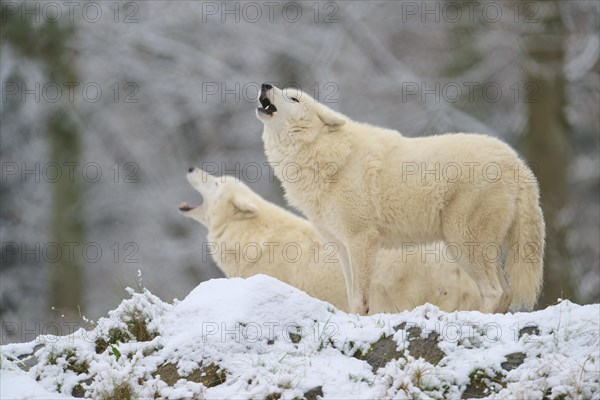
[180,168,481,313]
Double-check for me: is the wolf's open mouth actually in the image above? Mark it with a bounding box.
[258,94,277,115]
[178,201,201,212]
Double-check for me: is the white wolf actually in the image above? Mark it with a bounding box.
[256,84,545,314]
[179,168,481,313]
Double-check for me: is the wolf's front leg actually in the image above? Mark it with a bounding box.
[347,235,379,315]
[314,224,353,310]
[321,236,352,310]
[335,244,353,310]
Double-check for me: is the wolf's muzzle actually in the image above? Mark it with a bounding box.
[258,83,277,115]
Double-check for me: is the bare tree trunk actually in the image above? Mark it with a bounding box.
[2,12,85,317]
[48,109,85,317]
[45,29,85,318]
[522,0,574,308]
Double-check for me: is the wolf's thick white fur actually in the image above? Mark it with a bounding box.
[257,85,545,314]
[180,169,481,313]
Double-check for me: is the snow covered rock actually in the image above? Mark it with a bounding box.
[1,275,598,399]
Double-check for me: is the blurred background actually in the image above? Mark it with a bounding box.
[1,0,598,343]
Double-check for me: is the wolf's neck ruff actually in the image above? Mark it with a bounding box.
[263,124,353,213]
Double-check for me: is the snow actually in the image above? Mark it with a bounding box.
[1,275,599,399]
[0,370,76,399]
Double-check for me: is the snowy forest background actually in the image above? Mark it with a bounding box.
[1,0,598,343]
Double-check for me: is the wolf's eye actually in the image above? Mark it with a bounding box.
[290,97,299,103]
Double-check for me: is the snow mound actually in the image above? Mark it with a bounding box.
[1,275,599,399]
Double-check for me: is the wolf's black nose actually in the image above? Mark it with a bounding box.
[188,167,195,173]
[261,83,272,92]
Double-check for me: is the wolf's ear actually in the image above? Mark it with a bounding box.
[231,195,258,216]
[315,104,347,130]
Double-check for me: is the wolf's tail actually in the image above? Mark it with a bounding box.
[505,163,545,311]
